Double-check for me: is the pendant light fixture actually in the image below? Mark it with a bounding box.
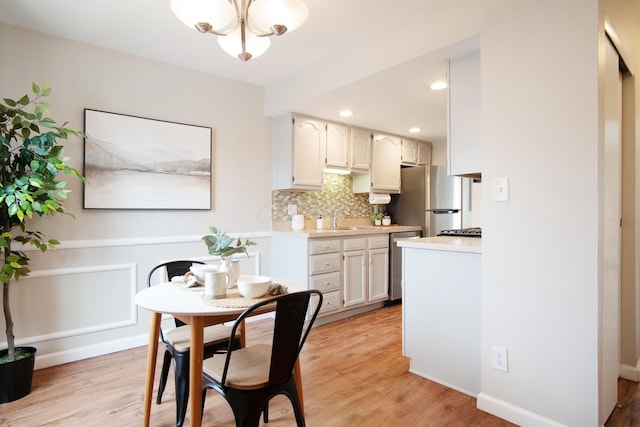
[170,0,309,61]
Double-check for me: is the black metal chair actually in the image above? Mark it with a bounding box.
[147,260,241,427]
[200,289,323,427]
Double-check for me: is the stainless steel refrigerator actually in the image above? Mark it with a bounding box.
[388,165,462,237]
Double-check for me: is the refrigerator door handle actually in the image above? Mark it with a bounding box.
[427,209,461,214]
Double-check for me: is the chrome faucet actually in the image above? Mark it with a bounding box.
[333,210,339,229]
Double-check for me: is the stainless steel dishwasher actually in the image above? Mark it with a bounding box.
[387,230,421,304]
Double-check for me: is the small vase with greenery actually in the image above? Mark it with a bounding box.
[371,212,384,225]
[202,227,257,287]
[202,226,256,260]
[0,83,85,367]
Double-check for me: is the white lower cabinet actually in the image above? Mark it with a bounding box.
[343,236,389,308]
[368,235,390,302]
[343,238,367,307]
[271,233,389,321]
[308,239,342,316]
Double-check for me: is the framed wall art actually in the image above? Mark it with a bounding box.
[83,109,212,210]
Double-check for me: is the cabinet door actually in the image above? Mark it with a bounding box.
[368,247,389,302]
[293,116,325,187]
[350,128,371,172]
[326,122,349,169]
[401,138,418,165]
[371,134,401,193]
[416,141,432,165]
[343,250,367,307]
[448,52,481,176]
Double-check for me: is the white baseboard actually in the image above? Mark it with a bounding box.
[477,393,567,427]
[620,360,640,382]
[32,313,276,370]
[408,367,477,398]
[34,334,150,370]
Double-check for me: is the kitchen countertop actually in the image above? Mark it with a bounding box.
[271,224,422,238]
[396,236,482,253]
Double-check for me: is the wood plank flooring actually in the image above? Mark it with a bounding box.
[1,304,634,426]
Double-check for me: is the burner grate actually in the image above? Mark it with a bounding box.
[438,227,482,237]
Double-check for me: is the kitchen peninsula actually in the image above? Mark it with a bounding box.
[396,235,481,396]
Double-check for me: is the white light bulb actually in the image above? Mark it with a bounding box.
[170,0,236,31]
[218,28,271,60]
[249,0,309,33]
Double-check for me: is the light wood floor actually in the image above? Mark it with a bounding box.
[11,304,637,426]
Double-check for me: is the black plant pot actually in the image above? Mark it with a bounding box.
[0,346,36,403]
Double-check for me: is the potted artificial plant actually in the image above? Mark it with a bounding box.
[371,212,384,226]
[0,84,84,402]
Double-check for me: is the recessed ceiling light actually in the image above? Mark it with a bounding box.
[339,110,354,117]
[430,81,448,90]
[409,127,421,133]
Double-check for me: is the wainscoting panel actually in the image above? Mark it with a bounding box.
[0,263,137,347]
[0,233,272,369]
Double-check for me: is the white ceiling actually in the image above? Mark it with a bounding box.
[2,0,638,144]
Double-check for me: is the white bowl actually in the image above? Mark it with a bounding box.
[236,275,271,299]
[189,264,219,282]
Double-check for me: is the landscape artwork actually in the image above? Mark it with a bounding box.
[83,109,212,209]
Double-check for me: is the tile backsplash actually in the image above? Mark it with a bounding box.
[272,174,373,225]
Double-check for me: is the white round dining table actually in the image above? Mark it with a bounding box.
[135,277,303,427]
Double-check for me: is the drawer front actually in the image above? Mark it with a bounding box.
[309,253,341,275]
[309,271,341,293]
[309,239,341,255]
[343,237,367,252]
[311,291,341,316]
[368,235,389,249]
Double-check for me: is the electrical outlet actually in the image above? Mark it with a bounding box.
[491,345,508,372]
[287,204,298,215]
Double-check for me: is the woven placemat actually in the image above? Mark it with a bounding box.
[200,288,287,308]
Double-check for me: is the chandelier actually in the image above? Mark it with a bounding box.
[170,0,309,61]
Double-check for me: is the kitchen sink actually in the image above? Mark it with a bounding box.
[317,226,376,232]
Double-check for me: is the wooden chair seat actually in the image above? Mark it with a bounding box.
[203,344,271,390]
[166,324,237,352]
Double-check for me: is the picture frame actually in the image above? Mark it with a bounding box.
[83,109,212,210]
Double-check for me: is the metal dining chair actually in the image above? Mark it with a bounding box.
[200,289,323,426]
[147,260,241,427]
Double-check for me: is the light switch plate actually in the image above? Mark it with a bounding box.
[493,177,510,202]
[288,204,298,215]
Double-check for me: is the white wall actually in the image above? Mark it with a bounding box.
[0,23,273,367]
[478,2,601,426]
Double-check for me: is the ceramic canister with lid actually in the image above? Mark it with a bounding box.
[291,214,305,231]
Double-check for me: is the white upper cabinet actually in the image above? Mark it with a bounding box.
[326,124,371,173]
[352,133,401,193]
[371,134,402,193]
[325,122,350,169]
[416,141,432,165]
[273,113,326,190]
[402,139,432,166]
[349,127,372,172]
[448,51,481,177]
[401,138,418,165]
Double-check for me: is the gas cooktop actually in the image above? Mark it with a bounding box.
[438,227,482,238]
